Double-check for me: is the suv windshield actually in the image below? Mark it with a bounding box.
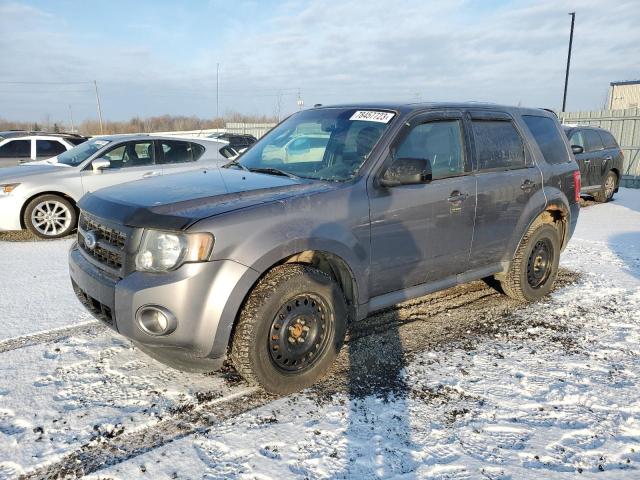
[231,108,395,181]
[57,138,111,166]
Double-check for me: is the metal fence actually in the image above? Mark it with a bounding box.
[225,122,276,139]
[559,108,640,187]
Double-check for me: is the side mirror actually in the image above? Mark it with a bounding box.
[571,145,584,155]
[380,157,432,187]
[92,158,111,172]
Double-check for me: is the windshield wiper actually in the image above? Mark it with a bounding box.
[223,158,249,171]
[248,167,300,180]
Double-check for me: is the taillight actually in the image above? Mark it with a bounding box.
[573,170,581,203]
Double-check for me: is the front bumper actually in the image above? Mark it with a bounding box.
[69,243,260,366]
[0,195,24,231]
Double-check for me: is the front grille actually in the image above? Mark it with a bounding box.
[78,212,127,275]
[72,280,116,329]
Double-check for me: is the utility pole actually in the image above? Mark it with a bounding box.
[69,104,75,133]
[93,80,104,134]
[562,12,575,113]
[216,63,220,119]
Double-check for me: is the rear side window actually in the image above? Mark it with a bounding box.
[598,130,618,149]
[583,130,604,152]
[158,140,195,164]
[472,120,525,170]
[36,140,67,157]
[67,137,87,146]
[0,139,30,158]
[522,115,570,165]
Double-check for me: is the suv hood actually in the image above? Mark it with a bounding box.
[0,163,70,182]
[79,167,337,230]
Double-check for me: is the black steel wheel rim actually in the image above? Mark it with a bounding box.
[527,238,553,288]
[268,293,333,373]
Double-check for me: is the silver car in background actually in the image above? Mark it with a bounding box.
[0,135,230,238]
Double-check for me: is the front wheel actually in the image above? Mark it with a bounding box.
[593,171,617,203]
[24,194,77,239]
[231,264,347,394]
[499,222,560,302]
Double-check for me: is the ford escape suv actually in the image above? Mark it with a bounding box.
[69,103,580,394]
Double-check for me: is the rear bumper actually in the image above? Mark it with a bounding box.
[69,243,260,367]
[566,202,580,246]
[0,195,24,231]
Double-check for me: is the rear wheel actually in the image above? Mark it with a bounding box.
[24,194,77,239]
[499,221,560,302]
[230,264,347,394]
[593,171,616,203]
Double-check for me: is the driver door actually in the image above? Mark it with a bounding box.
[368,111,477,297]
[80,140,160,194]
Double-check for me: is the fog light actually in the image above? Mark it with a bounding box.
[136,306,177,336]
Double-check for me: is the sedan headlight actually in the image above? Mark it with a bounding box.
[0,183,20,196]
[135,230,214,273]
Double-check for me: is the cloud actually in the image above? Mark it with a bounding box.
[0,0,638,121]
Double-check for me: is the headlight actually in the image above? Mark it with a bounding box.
[135,230,214,273]
[0,183,20,196]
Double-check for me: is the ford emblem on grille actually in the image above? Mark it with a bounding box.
[83,230,98,250]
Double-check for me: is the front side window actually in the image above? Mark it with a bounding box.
[233,108,394,181]
[395,120,466,179]
[472,120,525,170]
[583,130,604,152]
[568,130,586,149]
[58,138,111,166]
[0,139,30,158]
[36,140,67,158]
[102,141,154,168]
[522,115,570,165]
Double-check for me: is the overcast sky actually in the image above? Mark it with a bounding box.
[1,0,638,123]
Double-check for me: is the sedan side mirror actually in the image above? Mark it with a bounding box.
[92,158,111,172]
[571,145,584,155]
[380,157,432,187]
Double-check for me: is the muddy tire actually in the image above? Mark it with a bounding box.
[499,221,560,302]
[230,264,347,394]
[593,171,616,203]
[24,194,77,239]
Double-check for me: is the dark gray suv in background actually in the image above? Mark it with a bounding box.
[69,103,580,393]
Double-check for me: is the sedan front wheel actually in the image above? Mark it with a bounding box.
[24,194,77,239]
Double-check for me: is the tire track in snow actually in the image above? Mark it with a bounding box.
[20,269,581,478]
[0,321,103,354]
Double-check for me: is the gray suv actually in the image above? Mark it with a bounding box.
[69,103,580,393]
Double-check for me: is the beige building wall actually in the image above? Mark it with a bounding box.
[608,83,640,110]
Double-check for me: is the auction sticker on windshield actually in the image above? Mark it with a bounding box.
[349,110,395,123]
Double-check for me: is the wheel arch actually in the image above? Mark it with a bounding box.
[216,247,360,359]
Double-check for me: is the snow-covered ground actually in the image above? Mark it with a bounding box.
[0,189,639,479]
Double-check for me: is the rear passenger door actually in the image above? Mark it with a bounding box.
[468,111,542,270]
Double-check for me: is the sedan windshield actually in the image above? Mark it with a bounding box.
[57,138,111,166]
[230,108,395,181]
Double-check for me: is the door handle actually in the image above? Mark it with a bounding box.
[604,155,613,161]
[520,179,536,191]
[143,171,161,178]
[447,191,469,203]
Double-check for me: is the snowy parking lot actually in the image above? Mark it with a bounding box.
[0,189,639,479]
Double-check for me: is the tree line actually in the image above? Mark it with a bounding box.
[0,113,278,135]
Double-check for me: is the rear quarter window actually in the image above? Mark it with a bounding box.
[522,115,570,165]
